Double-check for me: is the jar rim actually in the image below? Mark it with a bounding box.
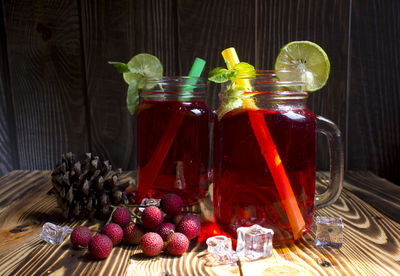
[144,76,205,83]
[140,76,206,100]
[142,76,206,91]
[220,90,308,98]
[236,69,306,84]
[237,69,301,74]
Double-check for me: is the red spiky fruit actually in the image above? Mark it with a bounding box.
[101,223,123,245]
[141,206,164,230]
[155,222,175,241]
[124,223,146,245]
[140,232,164,257]
[167,232,189,255]
[176,214,201,240]
[112,207,131,227]
[88,234,113,259]
[160,193,183,217]
[70,226,92,248]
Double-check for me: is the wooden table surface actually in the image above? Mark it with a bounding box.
[0,170,399,276]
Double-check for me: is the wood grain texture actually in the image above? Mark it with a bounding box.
[0,171,57,275]
[348,0,400,185]
[312,189,400,275]
[132,0,180,76]
[79,0,137,171]
[0,75,13,177]
[177,0,256,109]
[0,78,13,177]
[0,171,399,275]
[0,2,16,176]
[257,0,350,171]
[342,170,400,223]
[3,0,89,170]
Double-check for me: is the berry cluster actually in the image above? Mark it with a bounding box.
[70,221,123,259]
[139,194,201,257]
[69,193,201,259]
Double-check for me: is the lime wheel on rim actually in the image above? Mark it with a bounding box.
[274,41,330,92]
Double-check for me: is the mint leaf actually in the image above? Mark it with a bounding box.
[126,79,139,115]
[234,62,256,76]
[208,61,257,120]
[208,67,236,83]
[108,61,130,73]
[208,62,255,84]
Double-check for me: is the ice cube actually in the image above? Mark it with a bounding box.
[140,198,161,206]
[40,222,73,245]
[315,216,343,248]
[236,224,274,260]
[206,235,238,264]
[139,198,161,211]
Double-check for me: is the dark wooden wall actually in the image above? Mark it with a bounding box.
[1,0,399,186]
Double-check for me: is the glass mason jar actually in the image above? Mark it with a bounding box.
[213,71,343,246]
[136,76,214,205]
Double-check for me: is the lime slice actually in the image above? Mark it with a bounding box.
[123,53,163,87]
[274,41,330,92]
[109,53,163,115]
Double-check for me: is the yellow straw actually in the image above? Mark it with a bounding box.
[221,47,305,240]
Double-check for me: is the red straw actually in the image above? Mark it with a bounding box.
[248,111,305,239]
[137,108,185,200]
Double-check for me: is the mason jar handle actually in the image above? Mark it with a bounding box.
[315,116,344,209]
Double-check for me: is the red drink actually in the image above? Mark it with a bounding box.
[137,100,213,205]
[213,107,316,245]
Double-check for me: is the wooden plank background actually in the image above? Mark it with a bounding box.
[1,0,90,174]
[1,0,399,186]
[0,1,17,175]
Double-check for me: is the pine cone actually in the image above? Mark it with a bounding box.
[51,152,132,220]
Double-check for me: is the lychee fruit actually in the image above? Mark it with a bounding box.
[70,226,92,248]
[124,223,146,245]
[112,207,131,227]
[167,232,189,255]
[88,234,113,259]
[160,193,183,217]
[140,232,164,257]
[101,223,123,245]
[155,222,175,241]
[176,214,201,240]
[141,206,164,230]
